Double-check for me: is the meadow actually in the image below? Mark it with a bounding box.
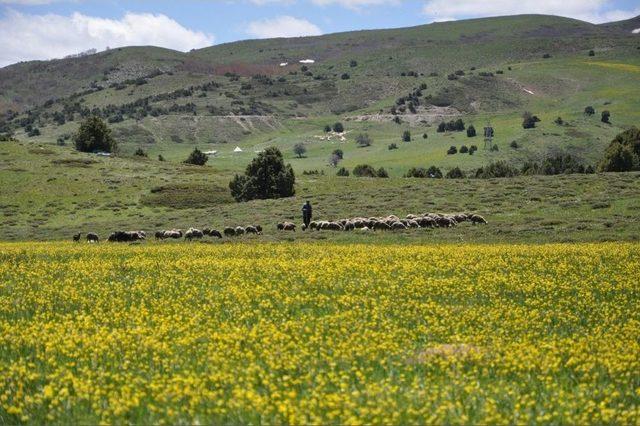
[0,242,638,424]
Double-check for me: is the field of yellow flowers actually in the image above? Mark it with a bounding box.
[0,242,639,424]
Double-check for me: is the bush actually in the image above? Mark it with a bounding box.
[601,110,610,123]
[466,125,476,137]
[490,144,499,152]
[402,130,411,142]
[445,167,465,179]
[134,147,147,157]
[584,106,595,116]
[543,53,551,58]
[404,166,442,178]
[554,116,564,125]
[469,145,478,153]
[388,143,398,150]
[293,142,307,158]
[333,122,344,133]
[56,137,66,146]
[341,73,350,80]
[349,60,358,67]
[510,141,519,149]
[522,111,538,129]
[158,154,165,162]
[336,167,350,176]
[377,167,389,178]
[229,147,295,201]
[447,146,457,155]
[324,124,331,133]
[459,145,469,153]
[355,133,372,147]
[475,161,519,178]
[437,122,446,132]
[353,164,378,177]
[422,133,428,139]
[589,50,595,56]
[393,116,401,124]
[332,149,343,159]
[74,116,117,153]
[184,148,208,166]
[598,127,640,172]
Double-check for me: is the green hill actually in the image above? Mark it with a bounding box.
[0,14,639,241]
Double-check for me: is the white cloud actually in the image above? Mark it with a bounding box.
[246,15,322,38]
[0,10,214,67]
[421,0,640,24]
[312,0,400,10]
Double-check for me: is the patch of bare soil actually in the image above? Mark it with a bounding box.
[347,105,461,126]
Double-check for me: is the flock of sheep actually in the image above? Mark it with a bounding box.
[71,213,487,243]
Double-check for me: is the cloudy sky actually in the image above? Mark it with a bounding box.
[0,0,638,67]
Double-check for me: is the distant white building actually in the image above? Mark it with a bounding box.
[279,62,288,67]
[299,59,315,64]
[233,146,243,153]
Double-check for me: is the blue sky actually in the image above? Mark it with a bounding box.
[1,0,639,66]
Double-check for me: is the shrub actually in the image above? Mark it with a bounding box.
[355,133,372,147]
[158,154,165,162]
[437,122,446,132]
[454,119,465,131]
[475,161,519,178]
[402,130,411,142]
[353,164,378,177]
[466,125,476,137]
[388,143,398,150]
[332,149,343,159]
[134,147,147,157]
[333,122,344,133]
[459,145,469,154]
[584,106,595,116]
[324,124,331,133]
[404,166,442,178]
[601,110,610,123]
[522,111,538,129]
[445,167,465,179]
[56,137,66,146]
[422,133,428,139]
[589,50,595,56]
[554,117,564,125]
[393,116,401,124]
[377,167,389,178]
[598,127,640,172]
[510,141,519,149]
[229,147,295,201]
[349,60,358,67]
[73,116,117,153]
[447,146,457,155]
[336,167,350,176]
[469,145,478,153]
[184,148,208,166]
[490,144,499,152]
[543,53,551,58]
[341,73,350,80]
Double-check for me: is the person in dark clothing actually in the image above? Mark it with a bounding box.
[302,201,313,229]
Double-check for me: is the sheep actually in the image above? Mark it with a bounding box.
[391,221,407,230]
[224,227,236,237]
[470,214,488,225]
[255,225,263,234]
[406,220,420,228]
[184,228,204,240]
[155,231,166,240]
[164,230,182,239]
[343,221,355,231]
[86,233,99,243]
[208,229,223,238]
[72,233,81,242]
[277,222,296,231]
[107,231,144,242]
[373,221,391,231]
[235,226,246,236]
[417,217,436,228]
[322,222,343,231]
[245,226,259,235]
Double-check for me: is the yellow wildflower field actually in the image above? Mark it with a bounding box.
[0,242,639,424]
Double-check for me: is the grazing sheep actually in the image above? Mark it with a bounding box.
[155,231,166,240]
[209,229,223,238]
[72,233,81,242]
[245,226,259,234]
[224,227,236,237]
[86,233,99,243]
[436,217,456,228]
[323,222,343,231]
[373,221,391,231]
[470,214,488,225]
[164,230,183,239]
[344,221,355,231]
[391,221,407,230]
[417,217,436,228]
[107,231,144,242]
[278,222,296,231]
[406,220,420,228]
[235,226,246,236]
[184,228,204,240]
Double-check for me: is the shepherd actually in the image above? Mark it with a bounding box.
[302,201,313,230]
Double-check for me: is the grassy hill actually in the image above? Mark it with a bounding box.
[0,14,639,242]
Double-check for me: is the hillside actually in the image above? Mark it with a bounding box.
[0,14,639,242]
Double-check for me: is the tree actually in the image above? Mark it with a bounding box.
[510,141,519,149]
[376,167,389,178]
[158,154,165,162]
[388,143,398,150]
[184,147,208,166]
[601,110,610,123]
[588,50,595,56]
[554,116,564,125]
[349,60,358,67]
[466,125,476,137]
[333,122,344,133]
[73,116,117,153]
[454,119,465,131]
[437,122,446,132]
[598,127,640,172]
[584,106,595,116]
[402,130,411,142]
[336,167,350,176]
[324,124,331,133]
[229,147,295,201]
[459,145,469,153]
[134,147,147,157]
[447,146,457,155]
[355,133,372,147]
[293,143,307,158]
[423,133,428,139]
[332,149,343,159]
[341,73,350,80]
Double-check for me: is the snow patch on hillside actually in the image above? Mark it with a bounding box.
[632,28,640,34]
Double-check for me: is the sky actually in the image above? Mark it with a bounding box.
[0,0,639,67]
